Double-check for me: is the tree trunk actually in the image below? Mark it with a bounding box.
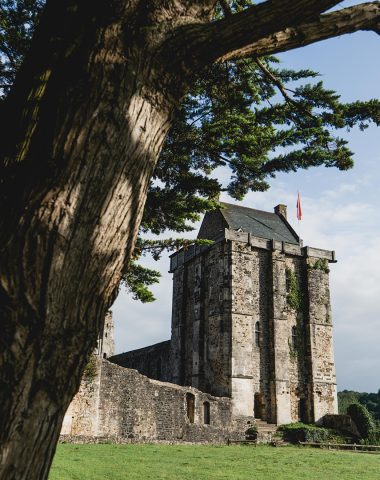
[0,2,181,478]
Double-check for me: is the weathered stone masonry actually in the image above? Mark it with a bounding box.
[61,356,247,443]
[62,202,338,442]
[114,203,338,426]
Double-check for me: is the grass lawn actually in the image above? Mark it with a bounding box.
[50,444,380,480]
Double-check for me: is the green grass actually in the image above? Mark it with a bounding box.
[50,444,380,480]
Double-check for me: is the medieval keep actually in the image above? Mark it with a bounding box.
[61,202,338,442]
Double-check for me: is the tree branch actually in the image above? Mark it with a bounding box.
[217,2,380,62]
[166,1,341,74]
[254,57,298,107]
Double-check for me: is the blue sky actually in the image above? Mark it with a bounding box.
[112,4,379,393]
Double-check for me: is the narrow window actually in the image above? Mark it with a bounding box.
[255,321,261,347]
[286,269,291,292]
[291,326,297,349]
[203,401,210,425]
[186,393,195,423]
[103,353,107,359]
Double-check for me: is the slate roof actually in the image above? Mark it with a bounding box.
[219,202,299,244]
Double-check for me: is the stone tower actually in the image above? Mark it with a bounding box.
[169,202,338,424]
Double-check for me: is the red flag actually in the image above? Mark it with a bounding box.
[296,192,302,221]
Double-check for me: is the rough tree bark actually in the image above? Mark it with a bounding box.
[0,1,379,478]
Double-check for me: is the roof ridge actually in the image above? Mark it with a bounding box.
[219,201,278,216]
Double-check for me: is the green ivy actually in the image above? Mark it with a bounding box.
[83,355,98,383]
[288,341,298,360]
[309,258,330,274]
[288,324,305,360]
[286,268,303,312]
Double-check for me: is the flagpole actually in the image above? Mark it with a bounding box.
[296,191,302,246]
[298,217,301,245]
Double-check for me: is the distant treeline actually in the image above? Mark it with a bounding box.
[338,390,380,424]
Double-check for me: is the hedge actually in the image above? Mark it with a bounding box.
[347,403,375,439]
[278,423,332,444]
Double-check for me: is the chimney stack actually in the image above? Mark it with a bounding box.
[274,204,287,219]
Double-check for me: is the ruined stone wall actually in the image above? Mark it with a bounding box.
[62,360,248,443]
[61,356,103,436]
[110,340,171,382]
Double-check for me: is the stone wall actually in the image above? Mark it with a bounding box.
[61,359,248,443]
[170,241,232,397]
[168,233,338,425]
[283,256,309,424]
[306,258,338,422]
[229,242,272,419]
[110,340,171,382]
[61,357,102,436]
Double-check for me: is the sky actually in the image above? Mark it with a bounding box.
[112,3,380,393]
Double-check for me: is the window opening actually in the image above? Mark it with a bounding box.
[203,401,210,425]
[255,321,261,347]
[291,326,297,349]
[186,393,195,423]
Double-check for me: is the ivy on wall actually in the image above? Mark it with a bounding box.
[83,355,97,383]
[288,339,298,360]
[308,258,330,274]
[286,267,303,312]
[288,324,305,360]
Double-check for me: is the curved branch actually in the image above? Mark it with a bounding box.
[165,0,341,74]
[217,2,380,62]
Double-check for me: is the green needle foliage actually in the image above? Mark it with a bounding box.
[2,0,380,302]
[0,0,45,94]
[122,262,161,303]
